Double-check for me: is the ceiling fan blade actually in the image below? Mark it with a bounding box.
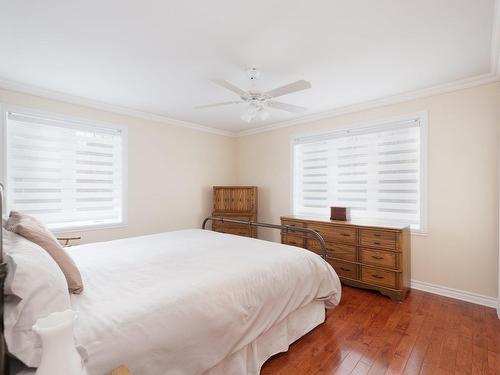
[194,101,242,109]
[265,80,311,98]
[212,79,247,97]
[267,101,308,114]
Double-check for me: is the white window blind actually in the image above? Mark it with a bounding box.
[4,111,126,231]
[293,118,425,230]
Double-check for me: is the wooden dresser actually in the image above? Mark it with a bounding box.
[280,216,410,302]
[212,186,258,238]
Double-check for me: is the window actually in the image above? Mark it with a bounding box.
[3,108,127,232]
[292,114,427,231]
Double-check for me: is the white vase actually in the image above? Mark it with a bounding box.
[33,309,87,375]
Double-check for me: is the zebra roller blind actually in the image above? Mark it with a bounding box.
[292,118,425,230]
[4,111,126,231]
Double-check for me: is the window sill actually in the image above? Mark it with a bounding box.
[51,222,128,235]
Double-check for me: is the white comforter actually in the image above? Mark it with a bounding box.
[69,229,341,375]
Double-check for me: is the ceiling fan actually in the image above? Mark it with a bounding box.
[195,68,311,123]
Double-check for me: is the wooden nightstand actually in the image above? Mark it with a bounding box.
[56,236,81,247]
[107,365,133,375]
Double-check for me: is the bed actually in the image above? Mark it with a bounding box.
[0,186,341,375]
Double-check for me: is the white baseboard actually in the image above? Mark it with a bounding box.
[410,279,498,309]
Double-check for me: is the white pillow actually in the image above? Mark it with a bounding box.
[3,228,71,367]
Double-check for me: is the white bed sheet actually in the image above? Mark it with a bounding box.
[68,229,341,375]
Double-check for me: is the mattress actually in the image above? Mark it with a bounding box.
[67,229,341,375]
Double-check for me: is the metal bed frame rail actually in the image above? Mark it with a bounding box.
[202,216,327,259]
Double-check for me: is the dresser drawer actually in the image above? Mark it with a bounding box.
[281,219,306,247]
[360,248,398,269]
[213,222,249,231]
[307,223,357,245]
[230,215,254,222]
[212,215,253,225]
[329,260,358,280]
[331,226,357,244]
[327,243,357,262]
[227,227,252,237]
[212,217,254,237]
[360,229,397,250]
[212,221,225,232]
[282,219,304,228]
[281,233,306,248]
[307,241,356,261]
[215,226,252,237]
[361,267,397,288]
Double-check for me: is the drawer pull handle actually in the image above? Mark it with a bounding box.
[371,255,384,260]
[340,233,350,237]
[372,274,384,279]
[340,267,350,272]
[373,241,381,245]
[373,233,381,237]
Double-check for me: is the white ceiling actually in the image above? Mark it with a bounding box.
[0,0,497,133]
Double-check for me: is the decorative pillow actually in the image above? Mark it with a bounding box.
[5,211,84,294]
[3,228,71,367]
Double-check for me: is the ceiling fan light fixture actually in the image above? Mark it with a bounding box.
[247,103,258,116]
[197,69,311,122]
[258,107,270,121]
[241,112,254,123]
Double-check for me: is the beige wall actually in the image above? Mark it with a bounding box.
[0,88,237,244]
[236,82,500,298]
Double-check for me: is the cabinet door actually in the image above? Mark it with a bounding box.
[221,189,232,211]
[213,188,224,211]
[233,188,246,211]
[246,188,256,212]
[213,187,257,213]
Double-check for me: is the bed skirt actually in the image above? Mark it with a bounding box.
[206,300,326,375]
[15,300,326,375]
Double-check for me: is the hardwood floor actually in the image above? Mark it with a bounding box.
[261,286,500,374]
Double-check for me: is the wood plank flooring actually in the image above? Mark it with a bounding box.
[261,286,500,375]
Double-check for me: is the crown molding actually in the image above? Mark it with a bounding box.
[0,77,235,138]
[237,73,500,137]
[3,72,498,141]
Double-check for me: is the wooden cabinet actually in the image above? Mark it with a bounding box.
[280,216,410,302]
[212,186,257,238]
